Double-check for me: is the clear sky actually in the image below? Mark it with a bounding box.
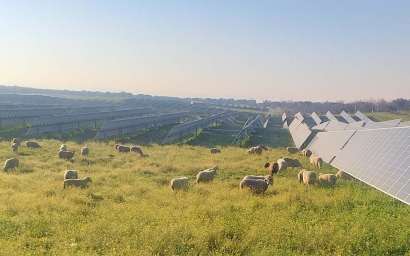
[1,1,409,103]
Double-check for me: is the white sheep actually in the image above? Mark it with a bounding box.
[243,175,274,185]
[81,147,89,156]
[335,170,353,180]
[300,149,312,157]
[239,177,271,195]
[4,158,19,172]
[209,148,221,154]
[58,150,75,160]
[63,177,92,189]
[130,146,143,155]
[298,169,317,186]
[319,173,337,186]
[283,158,302,168]
[277,159,288,172]
[309,154,323,169]
[26,141,42,149]
[64,170,79,180]
[12,138,21,146]
[170,177,189,191]
[196,166,218,183]
[286,147,298,154]
[11,143,19,152]
[116,145,130,153]
[247,145,263,154]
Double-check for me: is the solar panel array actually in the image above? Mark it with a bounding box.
[285,110,410,206]
[288,113,312,148]
[162,112,226,144]
[232,115,263,145]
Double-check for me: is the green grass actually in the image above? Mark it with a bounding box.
[1,112,410,255]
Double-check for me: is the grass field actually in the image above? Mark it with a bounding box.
[1,113,410,255]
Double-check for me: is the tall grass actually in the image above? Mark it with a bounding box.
[1,137,410,255]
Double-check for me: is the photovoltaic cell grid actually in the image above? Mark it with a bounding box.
[306,130,356,163]
[340,111,356,124]
[331,127,410,205]
[311,112,322,125]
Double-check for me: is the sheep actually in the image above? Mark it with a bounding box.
[257,144,267,150]
[247,145,263,155]
[12,138,21,146]
[196,166,218,183]
[58,150,75,161]
[11,143,19,152]
[286,147,298,154]
[170,177,189,191]
[63,177,92,189]
[298,169,317,186]
[300,148,312,157]
[60,144,67,151]
[64,170,79,180]
[116,145,130,153]
[309,154,323,169]
[209,148,221,154]
[336,170,353,180]
[114,144,120,151]
[4,158,19,172]
[243,175,274,185]
[282,158,302,168]
[277,158,288,172]
[319,173,337,186]
[26,141,42,149]
[239,177,271,195]
[130,146,143,156]
[264,162,279,175]
[81,147,89,156]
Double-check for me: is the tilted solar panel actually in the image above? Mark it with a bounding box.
[331,127,410,205]
[289,120,312,149]
[345,121,365,131]
[340,111,356,124]
[355,111,373,122]
[324,119,348,131]
[326,111,335,120]
[311,121,329,130]
[294,112,304,122]
[363,121,398,130]
[306,130,356,163]
[282,113,287,123]
[399,121,410,127]
[311,112,322,125]
[381,119,402,125]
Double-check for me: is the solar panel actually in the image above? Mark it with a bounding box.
[340,111,356,124]
[311,112,322,125]
[326,111,335,120]
[345,121,365,131]
[311,121,329,130]
[288,117,312,149]
[399,121,410,127]
[363,121,399,130]
[380,119,402,125]
[330,127,410,205]
[232,115,262,144]
[355,111,373,122]
[294,112,304,122]
[282,113,287,123]
[324,119,348,131]
[306,130,356,163]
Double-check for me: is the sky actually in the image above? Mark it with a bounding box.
[1,1,409,103]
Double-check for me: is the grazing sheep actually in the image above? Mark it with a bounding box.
[298,169,317,186]
[335,170,353,180]
[300,149,312,157]
[286,147,298,154]
[4,158,19,172]
[196,166,219,183]
[60,144,67,151]
[277,159,288,172]
[209,148,221,154]
[247,145,263,155]
[130,146,143,155]
[114,144,120,151]
[116,145,130,153]
[58,150,75,161]
[243,175,274,185]
[257,144,267,150]
[319,173,337,186]
[64,170,79,180]
[81,147,89,156]
[63,177,92,189]
[264,162,279,175]
[239,177,271,195]
[12,138,21,146]
[309,154,323,169]
[170,177,189,191]
[11,143,19,152]
[26,141,42,149]
[282,158,302,168]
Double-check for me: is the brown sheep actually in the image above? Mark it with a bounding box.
[264,162,279,175]
[130,146,143,155]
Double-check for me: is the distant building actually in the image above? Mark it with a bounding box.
[191,101,204,104]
